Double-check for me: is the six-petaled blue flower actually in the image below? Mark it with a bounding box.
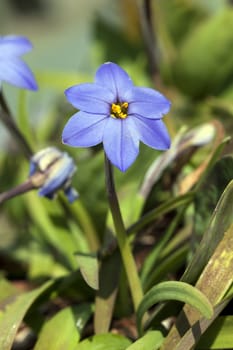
[0,35,38,90]
[62,62,171,172]
[29,147,78,203]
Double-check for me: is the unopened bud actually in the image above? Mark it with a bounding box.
[29,147,78,203]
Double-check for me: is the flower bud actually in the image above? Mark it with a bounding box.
[29,147,78,203]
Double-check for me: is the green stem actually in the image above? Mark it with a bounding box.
[104,154,143,310]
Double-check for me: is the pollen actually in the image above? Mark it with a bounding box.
[111,102,129,119]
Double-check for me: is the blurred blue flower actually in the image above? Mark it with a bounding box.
[62,62,171,172]
[0,35,38,90]
[29,147,78,203]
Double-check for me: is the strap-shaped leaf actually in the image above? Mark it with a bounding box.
[183,162,233,284]
[77,333,131,349]
[161,222,233,350]
[76,252,99,290]
[136,281,213,335]
[94,251,121,334]
[197,316,233,349]
[126,330,164,350]
[172,302,230,350]
[34,304,92,350]
[0,281,53,350]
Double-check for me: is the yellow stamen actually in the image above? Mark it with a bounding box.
[111,102,129,119]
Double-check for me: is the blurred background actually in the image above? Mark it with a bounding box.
[0,0,143,75]
[1,0,233,135]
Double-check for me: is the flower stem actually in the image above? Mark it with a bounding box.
[0,179,34,205]
[0,91,33,159]
[104,154,143,311]
[136,0,158,77]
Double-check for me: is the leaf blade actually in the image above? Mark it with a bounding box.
[136,281,213,335]
[0,281,53,350]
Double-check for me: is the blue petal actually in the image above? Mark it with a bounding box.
[95,62,133,102]
[132,115,171,150]
[41,192,55,200]
[103,117,139,172]
[29,161,37,176]
[64,187,79,203]
[31,147,62,172]
[39,155,76,198]
[65,83,114,114]
[62,111,108,147]
[0,36,33,57]
[0,58,38,90]
[127,87,171,119]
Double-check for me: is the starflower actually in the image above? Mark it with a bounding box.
[0,35,38,90]
[62,62,171,171]
[29,147,78,202]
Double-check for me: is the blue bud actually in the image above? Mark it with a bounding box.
[29,147,78,203]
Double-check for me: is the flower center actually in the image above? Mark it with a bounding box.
[110,102,129,119]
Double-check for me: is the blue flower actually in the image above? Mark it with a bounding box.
[62,62,171,172]
[29,147,78,203]
[0,35,38,90]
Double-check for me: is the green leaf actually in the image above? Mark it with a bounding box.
[75,252,99,290]
[194,155,233,239]
[197,316,233,349]
[0,281,53,350]
[165,301,229,350]
[126,331,164,350]
[143,244,189,291]
[194,136,230,192]
[161,222,233,350]
[127,192,194,236]
[94,251,121,333]
[192,222,233,306]
[77,333,131,350]
[137,281,213,335]
[34,304,92,350]
[182,177,233,284]
[141,207,190,289]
